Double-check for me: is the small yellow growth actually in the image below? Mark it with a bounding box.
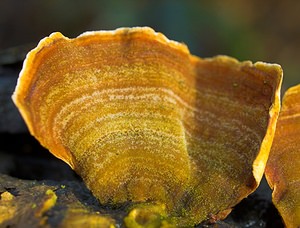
[1,191,14,201]
[0,191,16,223]
[61,208,116,228]
[124,203,175,228]
[35,189,57,218]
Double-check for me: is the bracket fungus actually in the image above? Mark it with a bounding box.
[265,84,300,228]
[12,27,283,226]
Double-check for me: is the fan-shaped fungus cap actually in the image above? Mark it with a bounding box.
[12,27,282,226]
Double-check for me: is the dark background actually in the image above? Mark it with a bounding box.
[1,1,299,227]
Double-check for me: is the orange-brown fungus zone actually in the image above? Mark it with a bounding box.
[266,84,300,228]
[12,27,282,226]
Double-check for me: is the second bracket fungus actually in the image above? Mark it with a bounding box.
[266,84,300,228]
[12,27,282,226]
